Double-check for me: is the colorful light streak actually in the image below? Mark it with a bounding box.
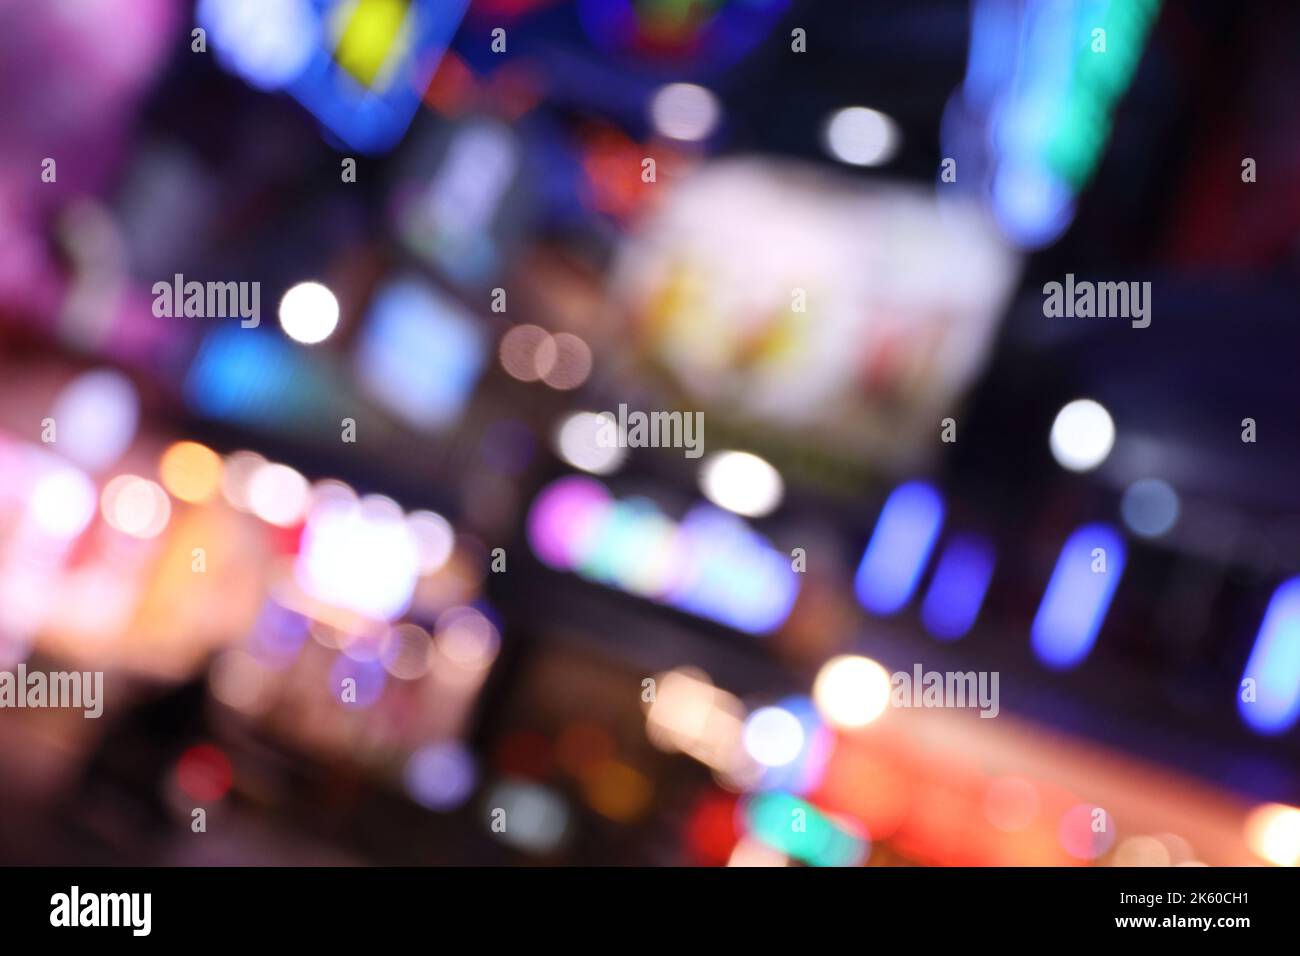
[527,476,799,634]
[743,792,868,867]
[958,0,1162,247]
[200,0,470,153]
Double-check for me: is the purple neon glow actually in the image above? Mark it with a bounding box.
[404,741,477,811]
[526,475,613,570]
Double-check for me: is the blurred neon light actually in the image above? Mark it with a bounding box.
[101,475,171,540]
[333,0,412,89]
[48,369,140,472]
[753,696,832,796]
[202,0,470,153]
[854,482,945,615]
[824,106,900,167]
[278,281,339,345]
[960,0,1161,247]
[812,656,891,730]
[355,277,486,429]
[27,465,97,542]
[991,158,1076,248]
[526,476,799,635]
[1239,578,1300,736]
[743,706,805,768]
[744,792,868,867]
[1245,803,1300,866]
[405,123,519,284]
[961,0,1017,111]
[198,0,321,90]
[921,534,996,640]
[185,326,334,427]
[1045,0,1161,189]
[296,496,420,621]
[404,742,476,810]
[1031,523,1125,670]
[484,779,570,854]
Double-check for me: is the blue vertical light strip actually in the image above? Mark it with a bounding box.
[962,0,1019,111]
[921,534,997,641]
[1031,523,1125,670]
[854,482,945,615]
[1239,577,1300,735]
